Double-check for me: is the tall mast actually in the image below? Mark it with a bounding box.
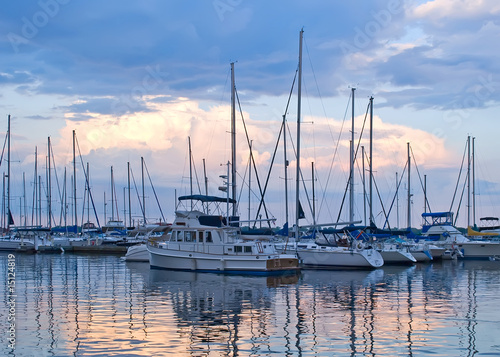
[188,137,193,210]
[141,156,146,224]
[34,146,38,226]
[63,168,67,229]
[203,158,208,213]
[472,136,476,227]
[23,172,26,227]
[311,162,316,228]
[396,172,399,228]
[47,136,52,228]
[467,135,471,227]
[230,62,237,216]
[86,162,90,225]
[407,142,411,229]
[369,96,374,226]
[283,115,289,230]
[7,115,11,231]
[111,166,115,221]
[362,145,366,226]
[104,192,107,224]
[295,28,303,239]
[127,162,131,227]
[349,88,356,223]
[38,175,42,226]
[73,130,78,228]
[248,140,252,223]
[424,174,427,214]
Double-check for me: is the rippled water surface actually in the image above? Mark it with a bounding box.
[1,252,500,356]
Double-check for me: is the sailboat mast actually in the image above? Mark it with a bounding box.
[424,174,427,214]
[141,156,146,224]
[472,136,476,227]
[73,130,78,228]
[34,146,38,226]
[311,162,316,228]
[203,158,208,213]
[369,96,374,226]
[295,28,303,239]
[283,115,289,231]
[248,140,252,223]
[23,172,26,227]
[188,137,193,210]
[396,172,399,228]
[127,162,131,228]
[407,142,411,228]
[467,135,471,227]
[362,145,366,226]
[63,168,67,229]
[7,115,10,231]
[230,62,237,217]
[48,136,52,228]
[87,162,90,225]
[111,166,115,221]
[349,88,355,223]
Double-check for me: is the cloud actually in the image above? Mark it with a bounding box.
[412,0,500,21]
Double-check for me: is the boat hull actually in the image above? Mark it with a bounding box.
[379,250,416,264]
[296,248,384,268]
[0,239,35,251]
[148,245,299,274]
[455,241,500,260]
[123,244,149,262]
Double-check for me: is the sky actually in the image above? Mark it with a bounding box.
[1,0,499,230]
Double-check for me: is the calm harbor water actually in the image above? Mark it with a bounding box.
[1,252,500,356]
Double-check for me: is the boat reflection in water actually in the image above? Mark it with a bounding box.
[2,253,499,356]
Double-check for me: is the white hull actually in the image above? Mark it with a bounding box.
[148,244,299,273]
[0,239,35,251]
[123,244,149,262]
[453,241,500,260]
[293,245,383,268]
[409,250,433,262]
[379,250,416,264]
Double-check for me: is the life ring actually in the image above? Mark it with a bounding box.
[356,242,364,250]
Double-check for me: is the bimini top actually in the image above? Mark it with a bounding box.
[178,194,236,204]
[421,211,454,233]
[421,211,453,218]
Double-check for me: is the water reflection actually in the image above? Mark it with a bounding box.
[1,253,500,356]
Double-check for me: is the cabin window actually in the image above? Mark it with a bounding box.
[198,232,203,243]
[205,231,213,243]
[185,231,195,242]
[176,231,183,242]
[234,246,243,253]
[244,246,252,253]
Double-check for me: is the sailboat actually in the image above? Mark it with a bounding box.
[277,30,383,269]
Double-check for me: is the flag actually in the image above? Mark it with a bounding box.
[8,209,14,226]
[298,201,305,219]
